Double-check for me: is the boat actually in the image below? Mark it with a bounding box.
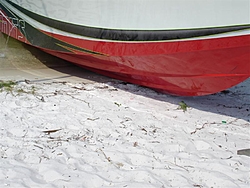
[0,0,249,96]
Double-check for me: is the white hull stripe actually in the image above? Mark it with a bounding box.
[6,0,250,42]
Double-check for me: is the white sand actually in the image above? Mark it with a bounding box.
[0,78,249,187]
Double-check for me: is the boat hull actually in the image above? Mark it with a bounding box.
[41,35,250,96]
[1,0,250,96]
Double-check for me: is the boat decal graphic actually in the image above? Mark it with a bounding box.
[6,0,250,42]
[1,1,107,56]
[55,42,107,56]
[0,6,27,42]
[1,2,105,54]
[37,30,106,56]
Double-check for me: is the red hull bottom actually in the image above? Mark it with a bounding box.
[42,46,249,96]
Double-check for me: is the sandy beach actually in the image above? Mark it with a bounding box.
[0,33,250,188]
[0,77,249,187]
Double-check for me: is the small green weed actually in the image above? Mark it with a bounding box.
[178,101,189,112]
[0,80,36,95]
[0,80,17,91]
[16,86,36,95]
